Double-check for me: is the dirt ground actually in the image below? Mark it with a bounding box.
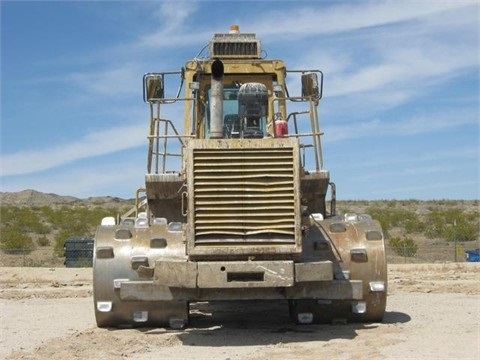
[0,263,479,360]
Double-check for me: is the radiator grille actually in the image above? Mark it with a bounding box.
[211,42,259,58]
[209,33,261,59]
[192,147,297,246]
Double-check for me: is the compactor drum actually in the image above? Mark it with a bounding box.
[93,26,387,328]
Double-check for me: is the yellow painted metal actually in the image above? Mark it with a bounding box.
[183,60,287,139]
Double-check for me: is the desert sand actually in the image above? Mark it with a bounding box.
[1,263,479,360]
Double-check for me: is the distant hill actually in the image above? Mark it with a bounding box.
[0,189,131,208]
[1,189,478,211]
[0,189,79,206]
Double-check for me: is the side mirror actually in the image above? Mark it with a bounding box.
[301,72,323,105]
[143,73,164,102]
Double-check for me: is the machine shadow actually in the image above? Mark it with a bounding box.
[382,310,411,324]
[143,300,410,347]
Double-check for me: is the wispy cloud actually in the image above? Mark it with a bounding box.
[1,155,146,198]
[255,0,477,37]
[66,63,142,98]
[1,123,146,176]
[328,38,477,98]
[324,108,478,143]
[135,2,210,50]
[351,146,479,169]
[284,1,478,113]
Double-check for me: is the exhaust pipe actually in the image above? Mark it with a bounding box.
[210,58,224,139]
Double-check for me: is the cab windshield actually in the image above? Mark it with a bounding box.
[205,85,267,139]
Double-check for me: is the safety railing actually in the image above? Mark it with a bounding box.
[146,101,195,174]
[273,96,324,171]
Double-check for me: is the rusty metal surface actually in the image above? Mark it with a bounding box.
[93,222,189,328]
[93,214,387,326]
[154,261,197,288]
[197,260,294,288]
[294,261,333,282]
[119,279,363,302]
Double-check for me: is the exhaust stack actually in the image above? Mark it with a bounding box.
[210,58,224,139]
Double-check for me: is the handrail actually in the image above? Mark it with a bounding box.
[148,114,188,174]
[119,188,147,222]
[272,96,323,170]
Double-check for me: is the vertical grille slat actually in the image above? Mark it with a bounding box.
[192,147,297,246]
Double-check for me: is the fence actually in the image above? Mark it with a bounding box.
[0,248,64,267]
[386,243,479,264]
[1,243,478,267]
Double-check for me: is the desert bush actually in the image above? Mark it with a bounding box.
[0,225,34,252]
[366,206,422,238]
[54,228,92,255]
[424,208,479,242]
[389,236,418,257]
[0,204,123,256]
[443,219,478,243]
[0,206,50,234]
[404,216,426,234]
[54,229,77,256]
[41,206,115,233]
[37,235,50,247]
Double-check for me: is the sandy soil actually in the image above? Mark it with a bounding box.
[0,263,479,360]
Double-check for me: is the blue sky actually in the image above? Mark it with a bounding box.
[1,0,479,200]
